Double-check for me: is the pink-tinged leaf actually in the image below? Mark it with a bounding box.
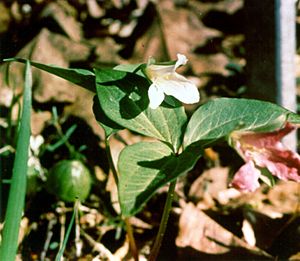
[231,123,300,192]
[253,148,300,182]
[231,161,261,192]
[237,123,295,150]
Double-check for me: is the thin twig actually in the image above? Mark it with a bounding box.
[57,202,66,252]
[81,229,117,261]
[75,202,83,257]
[41,217,57,261]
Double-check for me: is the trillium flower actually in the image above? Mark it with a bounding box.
[230,123,300,192]
[144,53,200,109]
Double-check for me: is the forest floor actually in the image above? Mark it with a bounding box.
[1,0,300,260]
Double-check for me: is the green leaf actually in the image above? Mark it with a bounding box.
[94,68,187,151]
[114,63,145,75]
[287,112,300,124]
[118,142,201,216]
[92,95,123,138]
[259,168,276,187]
[3,58,95,92]
[184,98,297,149]
[0,61,32,260]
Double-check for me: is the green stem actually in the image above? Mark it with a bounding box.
[104,137,138,259]
[53,122,76,159]
[149,179,177,261]
[55,201,78,261]
[104,138,118,185]
[125,218,139,261]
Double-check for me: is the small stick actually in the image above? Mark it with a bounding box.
[41,216,57,261]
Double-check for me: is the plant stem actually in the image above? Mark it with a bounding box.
[148,179,177,261]
[125,218,139,261]
[55,201,78,261]
[53,120,76,159]
[104,137,138,259]
[104,138,118,185]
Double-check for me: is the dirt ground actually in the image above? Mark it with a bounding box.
[1,0,300,260]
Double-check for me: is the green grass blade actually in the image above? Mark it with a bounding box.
[55,201,77,261]
[0,61,32,260]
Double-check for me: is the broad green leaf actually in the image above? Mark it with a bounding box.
[184,98,299,149]
[0,61,32,260]
[94,68,187,151]
[114,63,145,74]
[92,95,123,138]
[118,142,201,216]
[3,58,95,92]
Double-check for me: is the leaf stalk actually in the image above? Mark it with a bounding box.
[148,179,177,261]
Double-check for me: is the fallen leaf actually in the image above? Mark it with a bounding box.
[176,202,269,258]
[157,0,221,57]
[266,181,300,214]
[242,218,256,247]
[0,2,11,34]
[40,2,82,41]
[31,110,51,136]
[189,167,229,208]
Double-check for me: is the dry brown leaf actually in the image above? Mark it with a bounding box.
[92,37,123,65]
[63,87,104,140]
[190,53,230,76]
[0,2,11,34]
[224,181,300,219]
[10,28,90,104]
[80,209,104,228]
[40,2,82,41]
[176,202,267,256]
[189,0,243,17]
[87,0,105,18]
[0,86,13,107]
[18,217,30,246]
[266,181,300,214]
[128,216,152,230]
[241,218,256,247]
[157,0,221,56]
[0,28,109,142]
[31,110,52,136]
[290,251,300,260]
[189,167,230,208]
[94,165,107,182]
[129,16,169,63]
[4,28,104,139]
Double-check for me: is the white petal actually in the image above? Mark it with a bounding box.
[175,54,188,70]
[158,76,200,104]
[148,83,165,109]
[145,64,175,80]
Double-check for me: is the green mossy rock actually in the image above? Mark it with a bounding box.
[46,160,92,202]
